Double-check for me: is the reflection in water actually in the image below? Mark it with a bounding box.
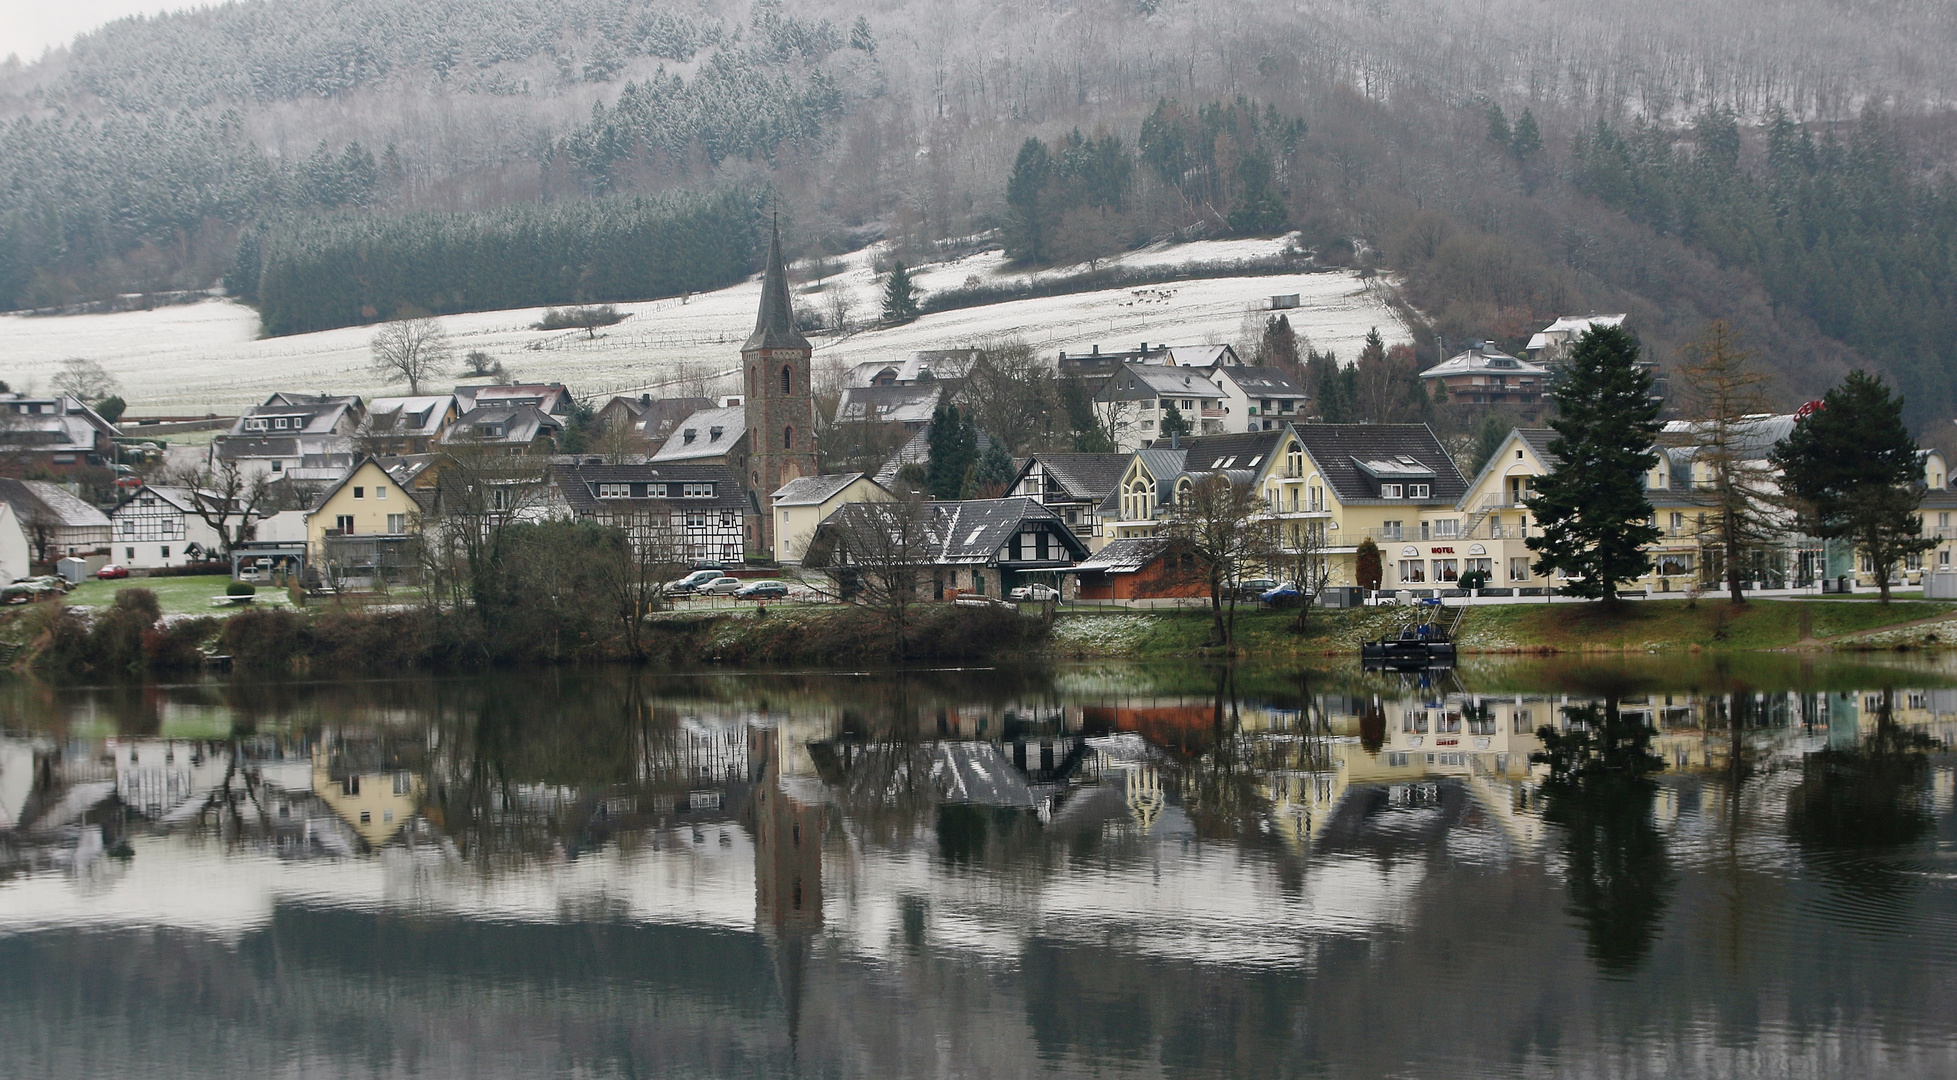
[0,661,1954,1078]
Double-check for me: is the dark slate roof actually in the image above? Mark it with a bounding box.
[744,218,811,352]
[1292,424,1467,504]
[551,462,750,516]
[1220,366,1307,396]
[1027,453,1129,501]
[1174,429,1288,474]
[1516,427,1559,467]
[815,496,1087,566]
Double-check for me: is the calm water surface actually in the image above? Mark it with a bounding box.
[3,656,1956,1079]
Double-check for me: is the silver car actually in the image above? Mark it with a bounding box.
[697,576,744,596]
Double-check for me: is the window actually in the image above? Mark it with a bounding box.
[1381,521,1402,540]
[784,426,794,449]
[682,483,714,498]
[1402,710,1427,734]
[1398,559,1426,582]
[686,510,707,527]
[1437,711,1461,734]
[1465,557,1491,577]
[597,483,630,498]
[386,514,406,533]
[160,546,169,559]
[126,547,135,560]
[1381,484,1403,499]
[271,461,283,473]
[781,366,793,394]
[394,773,411,795]
[335,515,355,534]
[1433,559,1458,582]
[1468,711,1495,736]
[353,487,364,499]
[376,486,387,500]
[721,510,737,527]
[274,418,288,429]
[1514,708,1534,734]
[1510,557,1531,582]
[1434,519,1458,538]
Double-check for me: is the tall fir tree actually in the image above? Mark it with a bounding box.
[925,402,977,500]
[1525,326,1662,600]
[1769,370,1932,603]
[882,260,921,323]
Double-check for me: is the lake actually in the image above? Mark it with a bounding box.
[3,656,1955,1079]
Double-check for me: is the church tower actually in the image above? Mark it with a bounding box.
[744,218,816,556]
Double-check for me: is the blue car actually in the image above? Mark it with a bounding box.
[1260,583,1301,604]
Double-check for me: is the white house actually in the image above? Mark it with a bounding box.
[107,485,236,569]
[0,503,32,583]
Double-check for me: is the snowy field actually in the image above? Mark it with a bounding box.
[0,236,1413,414]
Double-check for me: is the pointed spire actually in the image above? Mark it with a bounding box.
[745,213,810,353]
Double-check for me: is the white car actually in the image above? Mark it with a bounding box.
[1009,583,1061,602]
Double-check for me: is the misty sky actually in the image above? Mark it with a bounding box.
[1,0,197,61]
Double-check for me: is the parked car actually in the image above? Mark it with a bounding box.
[1260,583,1302,607]
[734,579,790,599]
[1009,583,1061,602]
[96,564,130,580]
[697,576,744,596]
[664,569,726,595]
[1236,577,1279,601]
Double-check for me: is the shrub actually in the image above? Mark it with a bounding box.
[143,616,219,672]
[226,581,256,596]
[220,607,308,670]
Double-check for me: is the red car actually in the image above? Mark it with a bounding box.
[96,564,129,579]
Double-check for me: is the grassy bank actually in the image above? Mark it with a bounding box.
[1047,598,1957,659]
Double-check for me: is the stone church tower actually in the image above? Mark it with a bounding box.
[743,219,816,555]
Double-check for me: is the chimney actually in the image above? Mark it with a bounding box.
[1091,345,1099,355]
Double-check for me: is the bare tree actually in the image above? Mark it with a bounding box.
[965,338,1064,454]
[161,457,274,557]
[1264,515,1335,633]
[804,490,937,655]
[1675,322,1789,604]
[420,437,553,631]
[824,284,855,332]
[52,358,121,404]
[1162,473,1269,649]
[590,512,688,660]
[370,318,453,394]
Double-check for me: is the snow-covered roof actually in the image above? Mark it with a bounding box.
[835,383,943,425]
[651,406,747,462]
[0,478,111,528]
[851,349,981,386]
[362,396,454,438]
[1419,345,1548,379]
[773,472,877,507]
[1067,537,1172,575]
[1526,314,1628,353]
[1120,366,1224,399]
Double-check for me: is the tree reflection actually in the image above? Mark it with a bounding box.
[1534,700,1674,976]
[1786,687,1937,910]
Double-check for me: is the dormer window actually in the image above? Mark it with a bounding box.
[1382,484,1403,499]
[682,429,697,444]
[597,483,630,498]
[1409,484,1430,499]
[709,426,724,442]
[274,418,288,429]
[683,483,714,497]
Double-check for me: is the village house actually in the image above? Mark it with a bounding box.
[0,503,32,583]
[1206,365,1309,432]
[594,394,716,454]
[547,461,751,565]
[439,404,564,454]
[453,382,576,416]
[852,349,982,387]
[1525,314,1630,365]
[1064,537,1207,600]
[1008,452,1129,549]
[0,477,111,564]
[107,485,239,569]
[1094,365,1228,452]
[650,404,749,469]
[1057,342,1242,380]
[214,392,364,482]
[1260,424,1470,590]
[1102,428,1297,542]
[304,458,425,586]
[770,472,890,564]
[1419,344,1551,406]
[0,392,121,475]
[358,395,458,454]
[833,382,946,432]
[804,496,1089,600]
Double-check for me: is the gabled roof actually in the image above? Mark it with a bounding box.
[835,383,943,425]
[1659,415,1798,459]
[651,406,748,462]
[455,383,573,415]
[1099,448,1189,514]
[814,496,1087,566]
[0,479,111,529]
[1018,453,1129,501]
[851,350,981,386]
[1121,365,1224,399]
[439,404,563,446]
[1214,366,1307,396]
[1526,314,1628,353]
[773,472,878,507]
[1165,343,1243,370]
[229,393,362,437]
[1174,429,1288,474]
[745,218,811,353]
[307,457,397,511]
[1292,424,1466,504]
[1458,428,1559,507]
[362,395,454,438]
[0,393,119,450]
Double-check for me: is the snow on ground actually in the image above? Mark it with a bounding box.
[0,236,1413,414]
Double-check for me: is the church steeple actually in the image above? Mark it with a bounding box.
[745,215,810,352]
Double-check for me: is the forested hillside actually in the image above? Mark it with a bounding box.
[5,0,1957,425]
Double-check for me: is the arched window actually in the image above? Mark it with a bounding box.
[780,365,793,394]
[748,366,756,397]
[784,426,794,449]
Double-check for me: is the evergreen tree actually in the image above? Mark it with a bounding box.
[1486,104,1512,150]
[1225,152,1288,235]
[1510,109,1542,159]
[1004,138,1054,263]
[1354,536,1383,591]
[1525,326,1662,600]
[1259,314,1301,373]
[1769,370,1933,603]
[971,439,1015,497]
[881,260,921,323]
[1160,401,1192,440]
[925,403,976,500]
[1307,350,1355,423]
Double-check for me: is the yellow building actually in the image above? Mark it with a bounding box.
[304,457,419,561]
[313,761,423,848]
[769,472,890,564]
